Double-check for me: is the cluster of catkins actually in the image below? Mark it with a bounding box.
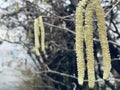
[34,16,45,56]
[33,0,111,89]
[75,0,111,88]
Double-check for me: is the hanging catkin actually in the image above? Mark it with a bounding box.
[85,3,95,88]
[34,19,40,56]
[75,0,88,85]
[93,0,111,79]
[15,2,19,13]
[41,0,47,3]
[39,16,45,53]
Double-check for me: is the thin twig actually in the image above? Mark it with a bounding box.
[111,58,120,61]
[93,38,120,47]
[43,22,75,34]
[105,1,120,17]
[44,22,120,47]
[35,69,77,79]
[47,75,66,86]
[35,69,120,82]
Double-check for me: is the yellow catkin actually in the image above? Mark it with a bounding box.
[35,48,40,56]
[85,3,95,88]
[41,0,47,3]
[39,16,45,53]
[15,2,19,13]
[34,19,40,56]
[75,0,88,85]
[93,0,111,79]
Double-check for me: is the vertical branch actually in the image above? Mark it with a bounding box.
[85,3,95,88]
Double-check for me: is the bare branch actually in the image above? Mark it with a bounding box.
[35,69,120,82]
[43,22,75,34]
[35,69,77,79]
[105,1,120,17]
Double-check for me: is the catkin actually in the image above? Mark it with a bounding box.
[42,0,47,3]
[85,3,95,88]
[93,0,111,79]
[75,0,88,85]
[39,16,45,53]
[15,2,19,13]
[34,19,40,56]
